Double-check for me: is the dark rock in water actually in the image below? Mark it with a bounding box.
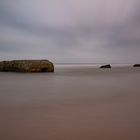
[0,60,54,72]
[133,64,140,67]
[100,64,111,69]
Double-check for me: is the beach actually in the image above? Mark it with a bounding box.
[0,64,140,140]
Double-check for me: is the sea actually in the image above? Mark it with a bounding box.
[0,63,140,140]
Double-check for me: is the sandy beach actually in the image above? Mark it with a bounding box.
[0,64,140,140]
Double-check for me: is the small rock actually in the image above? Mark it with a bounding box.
[133,64,140,67]
[100,64,111,69]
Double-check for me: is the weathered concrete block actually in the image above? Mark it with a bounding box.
[0,60,54,72]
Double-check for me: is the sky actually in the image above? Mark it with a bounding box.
[0,0,140,63]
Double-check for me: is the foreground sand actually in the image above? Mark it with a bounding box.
[0,65,140,140]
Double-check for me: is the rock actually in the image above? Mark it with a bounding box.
[100,64,111,69]
[0,60,54,72]
[133,64,140,67]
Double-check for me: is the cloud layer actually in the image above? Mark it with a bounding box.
[0,0,140,63]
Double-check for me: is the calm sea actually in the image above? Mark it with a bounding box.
[0,64,140,140]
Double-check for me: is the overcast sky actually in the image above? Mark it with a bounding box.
[0,0,140,63]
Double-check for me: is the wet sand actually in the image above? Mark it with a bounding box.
[0,65,140,140]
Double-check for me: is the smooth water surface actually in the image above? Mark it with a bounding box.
[0,65,140,140]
